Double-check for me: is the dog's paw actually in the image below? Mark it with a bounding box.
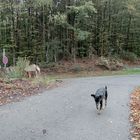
[97,112,101,115]
[102,106,105,110]
[97,110,101,115]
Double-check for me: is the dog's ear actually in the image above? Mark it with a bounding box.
[91,94,95,98]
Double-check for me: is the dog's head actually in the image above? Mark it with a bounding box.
[91,94,100,109]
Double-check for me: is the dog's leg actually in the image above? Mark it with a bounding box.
[105,99,107,107]
[96,104,99,110]
[102,99,105,110]
[100,100,103,110]
[105,92,108,106]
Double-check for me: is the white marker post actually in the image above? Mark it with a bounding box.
[3,48,5,57]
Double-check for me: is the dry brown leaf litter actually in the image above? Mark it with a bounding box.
[0,79,62,106]
[130,88,140,139]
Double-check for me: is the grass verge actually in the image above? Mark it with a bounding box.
[46,68,140,79]
[31,76,56,86]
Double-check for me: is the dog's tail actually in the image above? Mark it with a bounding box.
[105,86,107,90]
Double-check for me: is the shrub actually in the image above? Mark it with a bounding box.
[7,57,30,79]
[95,57,110,70]
[39,62,57,68]
[120,51,138,62]
[95,56,124,71]
[70,64,83,72]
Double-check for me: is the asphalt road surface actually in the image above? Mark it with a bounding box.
[0,75,140,140]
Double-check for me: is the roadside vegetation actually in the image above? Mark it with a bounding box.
[0,58,59,106]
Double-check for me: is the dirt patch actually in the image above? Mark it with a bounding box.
[130,88,140,139]
[41,58,140,74]
[41,58,102,73]
[0,79,62,106]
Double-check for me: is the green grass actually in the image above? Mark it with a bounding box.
[46,68,140,79]
[118,68,140,75]
[31,75,56,86]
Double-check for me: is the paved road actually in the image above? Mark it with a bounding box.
[0,75,140,140]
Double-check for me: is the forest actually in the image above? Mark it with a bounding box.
[0,2,140,139]
[0,0,140,66]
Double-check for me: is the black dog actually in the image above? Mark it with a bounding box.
[91,86,108,110]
